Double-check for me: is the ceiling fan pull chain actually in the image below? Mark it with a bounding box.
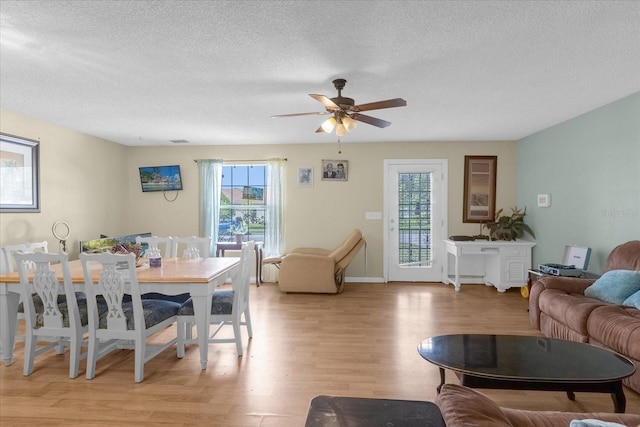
[338,138,342,154]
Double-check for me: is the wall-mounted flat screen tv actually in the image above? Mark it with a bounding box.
[139,165,183,192]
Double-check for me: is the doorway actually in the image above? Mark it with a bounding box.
[383,160,447,282]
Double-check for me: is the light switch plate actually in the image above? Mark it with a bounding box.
[365,211,382,220]
[537,194,551,207]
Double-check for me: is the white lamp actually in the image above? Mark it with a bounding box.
[320,117,336,133]
[342,115,357,132]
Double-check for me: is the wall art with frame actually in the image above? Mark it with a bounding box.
[321,159,348,181]
[463,155,496,223]
[298,167,313,187]
[0,133,40,213]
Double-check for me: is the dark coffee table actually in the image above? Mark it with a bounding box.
[417,334,636,413]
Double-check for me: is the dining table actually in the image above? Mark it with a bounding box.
[0,256,239,370]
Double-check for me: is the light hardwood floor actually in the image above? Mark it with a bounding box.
[1,282,638,425]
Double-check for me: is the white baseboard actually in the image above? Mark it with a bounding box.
[345,276,386,283]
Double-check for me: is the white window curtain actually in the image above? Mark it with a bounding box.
[198,159,223,255]
[265,159,284,257]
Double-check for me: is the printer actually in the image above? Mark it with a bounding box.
[539,245,591,277]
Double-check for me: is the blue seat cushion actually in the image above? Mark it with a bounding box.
[177,290,235,316]
[19,292,91,329]
[141,292,191,304]
[98,299,180,330]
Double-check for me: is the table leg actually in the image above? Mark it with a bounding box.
[437,367,446,393]
[453,251,461,292]
[190,291,213,370]
[256,246,263,285]
[611,381,626,413]
[566,391,575,400]
[0,290,20,366]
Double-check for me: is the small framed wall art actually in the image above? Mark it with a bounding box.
[321,159,348,181]
[298,167,313,187]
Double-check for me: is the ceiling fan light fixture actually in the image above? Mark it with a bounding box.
[342,115,357,132]
[336,122,346,137]
[321,117,336,133]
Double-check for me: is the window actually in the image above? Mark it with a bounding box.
[218,164,266,243]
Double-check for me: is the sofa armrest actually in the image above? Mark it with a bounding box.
[529,275,597,329]
[536,275,597,293]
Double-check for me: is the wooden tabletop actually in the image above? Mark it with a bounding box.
[0,257,240,284]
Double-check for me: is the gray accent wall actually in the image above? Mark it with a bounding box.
[517,93,640,274]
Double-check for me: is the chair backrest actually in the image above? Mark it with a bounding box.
[14,251,79,332]
[171,236,212,259]
[232,241,255,311]
[136,236,172,258]
[328,229,365,270]
[79,252,143,333]
[2,241,49,274]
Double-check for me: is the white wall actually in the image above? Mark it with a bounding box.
[125,140,519,279]
[1,108,519,280]
[0,110,129,267]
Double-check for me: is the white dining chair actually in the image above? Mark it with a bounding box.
[14,251,88,378]
[79,252,180,383]
[171,236,212,259]
[2,241,50,344]
[2,241,49,274]
[176,241,254,357]
[135,235,173,259]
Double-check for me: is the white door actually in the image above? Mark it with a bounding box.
[384,160,447,282]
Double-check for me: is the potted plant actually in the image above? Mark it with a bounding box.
[228,216,248,243]
[483,207,535,241]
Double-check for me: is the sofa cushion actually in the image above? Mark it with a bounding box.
[538,289,607,336]
[623,290,640,310]
[502,407,640,427]
[584,270,640,304]
[587,305,640,360]
[435,384,512,426]
[604,240,640,272]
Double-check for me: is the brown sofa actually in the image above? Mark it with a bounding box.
[529,240,640,394]
[277,229,365,293]
[437,384,640,426]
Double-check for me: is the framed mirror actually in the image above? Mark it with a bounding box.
[463,155,497,223]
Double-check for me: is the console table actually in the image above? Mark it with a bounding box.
[216,241,264,284]
[444,239,535,292]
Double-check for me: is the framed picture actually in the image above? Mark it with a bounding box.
[298,167,313,187]
[0,133,40,213]
[321,159,348,181]
[463,155,497,223]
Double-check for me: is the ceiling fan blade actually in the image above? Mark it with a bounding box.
[271,111,330,118]
[351,113,391,128]
[309,94,339,110]
[354,98,407,112]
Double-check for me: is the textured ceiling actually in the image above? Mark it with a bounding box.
[1,0,639,147]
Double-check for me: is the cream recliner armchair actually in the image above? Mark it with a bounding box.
[277,229,365,294]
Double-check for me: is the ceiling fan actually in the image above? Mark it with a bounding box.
[271,78,407,136]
